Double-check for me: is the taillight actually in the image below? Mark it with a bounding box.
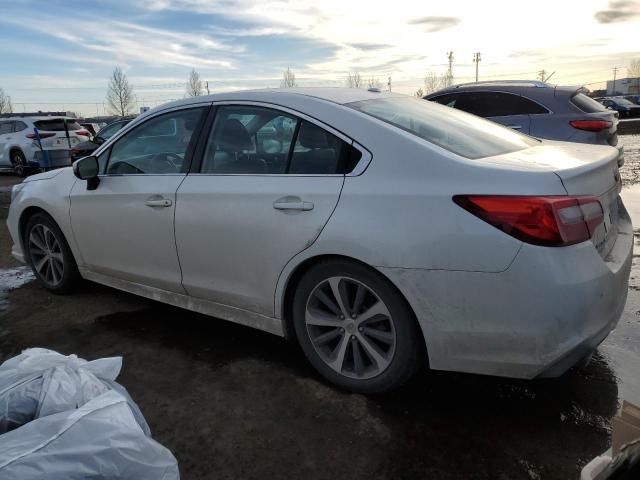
[569,120,612,132]
[26,132,56,139]
[453,195,604,247]
[75,130,90,136]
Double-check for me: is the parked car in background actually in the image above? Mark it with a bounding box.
[425,81,623,164]
[622,95,640,105]
[8,89,632,393]
[79,122,104,136]
[70,119,132,160]
[596,97,640,118]
[0,116,90,176]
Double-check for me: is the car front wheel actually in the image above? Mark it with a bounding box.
[24,213,80,294]
[293,260,423,393]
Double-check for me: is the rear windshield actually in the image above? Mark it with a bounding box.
[347,97,538,159]
[571,93,608,113]
[33,119,82,131]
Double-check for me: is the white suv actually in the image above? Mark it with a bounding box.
[0,116,90,176]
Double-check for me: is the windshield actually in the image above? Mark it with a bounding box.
[347,96,538,159]
[614,98,635,106]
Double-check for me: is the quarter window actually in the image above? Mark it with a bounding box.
[200,106,361,175]
[106,108,205,175]
[13,121,27,132]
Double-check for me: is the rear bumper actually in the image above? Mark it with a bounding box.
[379,202,633,379]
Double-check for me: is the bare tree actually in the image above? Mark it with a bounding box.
[415,87,424,98]
[366,75,382,90]
[186,68,204,97]
[629,58,640,94]
[281,67,297,88]
[424,71,445,94]
[0,88,12,114]
[106,67,134,117]
[347,72,363,88]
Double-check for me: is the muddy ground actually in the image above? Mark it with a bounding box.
[0,136,639,480]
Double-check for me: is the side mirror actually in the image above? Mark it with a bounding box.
[94,136,105,145]
[72,156,100,190]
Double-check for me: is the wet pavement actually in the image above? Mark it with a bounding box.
[0,137,638,480]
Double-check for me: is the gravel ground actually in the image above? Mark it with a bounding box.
[0,138,639,479]
[620,134,640,185]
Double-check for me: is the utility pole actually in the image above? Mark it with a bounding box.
[387,76,392,92]
[205,81,210,95]
[473,52,481,82]
[612,67,619,95]
[538,69,547,82]
[447,51,454,86]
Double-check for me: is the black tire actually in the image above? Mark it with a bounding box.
[11,150,29,178]
[24,212,80,294]
[293,259,424,393]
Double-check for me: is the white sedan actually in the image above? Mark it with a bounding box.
[7,88,632,393]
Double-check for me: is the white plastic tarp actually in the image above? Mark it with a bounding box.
[0,348,149,435]
[0,390,179,479]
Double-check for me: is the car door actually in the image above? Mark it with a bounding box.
[69,105,208,293]
[175,104,363,316]
[0,121,13,166]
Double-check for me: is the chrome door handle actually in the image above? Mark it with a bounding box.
[145,199,172,207]
[273,200,314,211]
[508,125,522,130]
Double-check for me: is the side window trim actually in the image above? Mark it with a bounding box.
[190,100,371,177]
[102,105,209,176]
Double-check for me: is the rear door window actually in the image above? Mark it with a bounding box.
[201,105,362,175]
[455,92,548,117]
[0,122,12,135]
[428,93,460,107]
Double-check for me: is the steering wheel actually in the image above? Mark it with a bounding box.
[108,161,145,175]
[153,152,181,173]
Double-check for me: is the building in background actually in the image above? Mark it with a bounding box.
[607,77,640,95]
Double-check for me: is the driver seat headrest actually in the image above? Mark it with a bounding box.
[217,118,253,151]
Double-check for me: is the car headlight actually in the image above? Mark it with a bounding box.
[11,183,25,202]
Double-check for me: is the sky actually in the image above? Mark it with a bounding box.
[0,0,639,117]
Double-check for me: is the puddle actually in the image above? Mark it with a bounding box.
[0,267,35,312]
[599,185,640,405]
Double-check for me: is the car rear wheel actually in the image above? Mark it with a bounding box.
[293,260,423,393]
[24,213,80,294]
[11,150,29,177]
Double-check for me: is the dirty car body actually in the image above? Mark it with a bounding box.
[7,88,633,391]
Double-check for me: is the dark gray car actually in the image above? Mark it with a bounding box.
[425,80,623,164]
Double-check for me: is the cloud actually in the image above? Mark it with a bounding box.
[348,42,392,51]
[407,16,460,32]
[594,0,640,23]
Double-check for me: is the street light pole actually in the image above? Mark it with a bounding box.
[473,52,481,82]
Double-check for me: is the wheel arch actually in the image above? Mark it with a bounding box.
[19,206,52,251]
[279,254,427,355]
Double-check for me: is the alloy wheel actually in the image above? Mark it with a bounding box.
[305,276,396,379]
[12,152,26,177]
[28,224,65,286]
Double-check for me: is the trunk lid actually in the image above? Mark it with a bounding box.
[481,141,622,257]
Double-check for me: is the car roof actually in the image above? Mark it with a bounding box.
[157,87,402,111]
[1,116,75,122]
